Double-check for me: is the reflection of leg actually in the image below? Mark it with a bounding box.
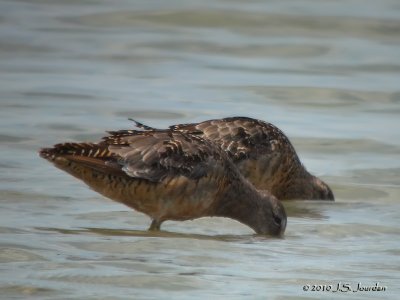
[149,219,162,231]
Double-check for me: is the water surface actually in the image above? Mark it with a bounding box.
[0,0,399,299]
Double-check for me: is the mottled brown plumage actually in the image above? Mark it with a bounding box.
[39,130,286,235]
[129,117,334,201]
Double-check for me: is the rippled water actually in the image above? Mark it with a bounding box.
[1,0,399,299]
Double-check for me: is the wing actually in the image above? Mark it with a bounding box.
[104,130,223,182]
[170,117,300,163]
[40,130,223,183]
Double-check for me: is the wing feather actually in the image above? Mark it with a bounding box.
[112,117,300,164]
[41,130,223,183]
[103,130,221,182]
[171,117,292,162]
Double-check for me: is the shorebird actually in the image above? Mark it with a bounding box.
[129,117,334,201]
[39,129,286,236]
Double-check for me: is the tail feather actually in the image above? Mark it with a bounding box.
[39,142,112,160]
[128,118,157,131]
[39,142,124,175]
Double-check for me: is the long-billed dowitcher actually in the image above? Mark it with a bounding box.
[130,117,334,201]
[39,129,286,236]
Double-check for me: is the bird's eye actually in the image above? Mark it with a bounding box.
[273,214,281,226]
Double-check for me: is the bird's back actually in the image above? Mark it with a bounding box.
[130,116,333,200]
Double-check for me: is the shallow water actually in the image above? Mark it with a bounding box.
[1,0,399,299]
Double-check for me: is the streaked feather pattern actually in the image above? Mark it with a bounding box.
[39,127,287,235]
[128,117,334,201]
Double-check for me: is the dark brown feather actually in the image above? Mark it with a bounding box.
[39,126,287,235]
[127,117,334,201]
[40,130,222,183]
[170,117,300,163]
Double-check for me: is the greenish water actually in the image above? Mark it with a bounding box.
[0,0,399,299]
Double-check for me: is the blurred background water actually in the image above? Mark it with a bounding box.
[0,0,399,299]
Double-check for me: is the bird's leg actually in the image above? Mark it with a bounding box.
[148,219,162,231]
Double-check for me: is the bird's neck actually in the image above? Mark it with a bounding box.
[213,171,267,234]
